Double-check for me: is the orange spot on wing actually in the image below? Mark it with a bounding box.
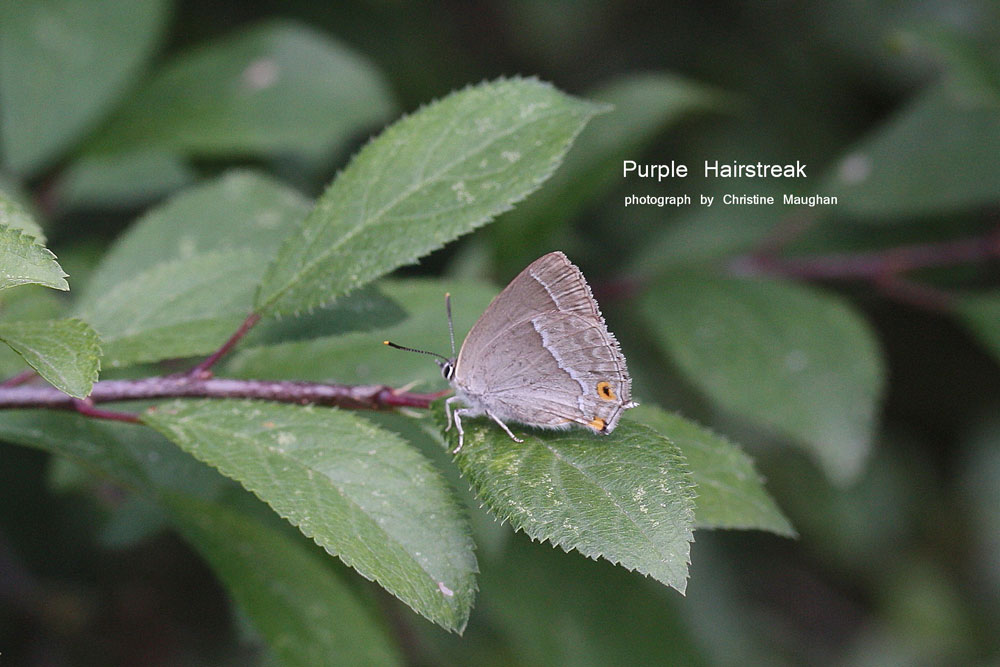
[596,381,616,401]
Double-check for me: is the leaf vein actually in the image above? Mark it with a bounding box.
[262,105,572,310]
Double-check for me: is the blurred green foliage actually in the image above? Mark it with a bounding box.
[2,0,1000,665]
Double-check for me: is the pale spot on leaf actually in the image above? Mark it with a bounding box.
[451,181,474,204]
[838,153,871,184]
[242,58,280,90]
[784,349,808,373]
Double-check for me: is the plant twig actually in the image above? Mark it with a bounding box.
[872,275,955,311]
[71,398,142,424]
[753,211,817,258]
[0,375,450,420]
[1,369,37,388]
[735,231,1000,280]
[188,312,262,378]
[730,228,1000,309]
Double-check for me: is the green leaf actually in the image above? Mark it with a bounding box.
[0,225,69,291]
[74,172,404,360]
[0,413,218,500]
[81,170,309,301]
[630,404,794,535]
[442,407,695,593]
[0,190,46,242]
[56,150,195,211]
[0,191,63,290]
[492,72,724,271]
[142,399,477,632]
[0,0,168,175]
[0,283,64,323]
[254,77,605,317]
[85,20,395,160]
[955,292,1000,366]
[80,251,403,369]
[0,412,402,664]
[96,494,169,550]
[628,184,784,275]
[642,275,885,483]
[229,279,498,386]
[894,27,1000,106]
[244,284,407,348]
[76,172,312,367]
[78,249,258,368]
[824,83,1000,220]
[0,286,66,377]
[0,318,100,398]
[165,493,403,666]
[957,420,1000,597]
[456,534,705,666]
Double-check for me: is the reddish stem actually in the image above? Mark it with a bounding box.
[3,227,993,423]
[728,228,1000,310]
[188,312,262,378]
[1,370,37,388]
[754,211,817,258]
[72,399,142,423]
[1,376,448,419]
[734,231,1000,280]
[872,275,956,310]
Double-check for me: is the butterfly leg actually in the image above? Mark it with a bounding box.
[445,396,471,453]
[451,408,467,454]
[445,395,461,433]
[487,410,524,444]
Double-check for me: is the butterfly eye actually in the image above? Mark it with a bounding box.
[596,381,616,401]
[441,362,455,381]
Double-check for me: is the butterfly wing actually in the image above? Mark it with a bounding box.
[454,252,633,433]
[463,313,633,431]
[456,251,600,367]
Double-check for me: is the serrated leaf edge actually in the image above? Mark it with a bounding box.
[643,411,797,537]
[0,194,47,244]
[451,420,696,594]
[144,400,475,632]
[0,317,102,398]
[256,76,606,316]
[0,224,70,291]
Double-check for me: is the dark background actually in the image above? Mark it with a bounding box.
[3,1,1000,664]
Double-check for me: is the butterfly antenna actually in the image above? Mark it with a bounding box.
[383,340,450,366]
[445,293,456,358]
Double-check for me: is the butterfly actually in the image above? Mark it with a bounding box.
[387,251,636,452]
